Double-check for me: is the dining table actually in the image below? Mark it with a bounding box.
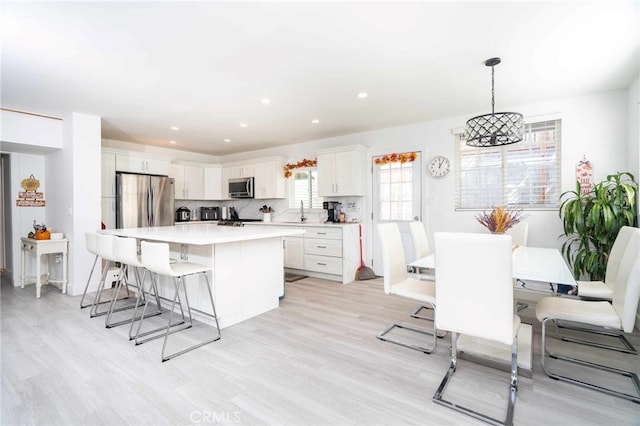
[407,245,578,377]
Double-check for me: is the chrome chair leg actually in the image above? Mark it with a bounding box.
[553,319,637,354]
[80,254,99,309]
[541,318,640,403]
[410,304,433,320]
[134,273,188,345]
[161,273,221,362]
[105,265,157,328]
[377,302,441,354]
[89,261,112,318]
[433,332,518,426]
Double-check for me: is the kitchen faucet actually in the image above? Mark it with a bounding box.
[300,201,307,222]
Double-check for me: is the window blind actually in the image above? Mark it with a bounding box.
[289,169,323,209]
[455,119,561,210]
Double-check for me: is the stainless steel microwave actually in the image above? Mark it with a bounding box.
[229,177,254,198]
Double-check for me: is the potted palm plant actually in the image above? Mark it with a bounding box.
[559,171,638,280]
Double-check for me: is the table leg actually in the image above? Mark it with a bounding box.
[62,251,68,294]
[36,252,41,298]
[21,247,26,288]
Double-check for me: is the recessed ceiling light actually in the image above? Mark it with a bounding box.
[260,98,271,105]
[311,119,320,124]
[224,138,231,143]
[169,140,177,144]
[240,123,248,128]
[170,126,179,131]
[357,92,368,98]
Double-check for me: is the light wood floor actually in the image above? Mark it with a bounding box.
[2,275,639,425]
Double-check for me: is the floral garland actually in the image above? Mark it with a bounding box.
[374,152,418,166]
[283,158,317,178]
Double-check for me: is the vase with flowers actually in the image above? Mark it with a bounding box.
[475,205,527,234]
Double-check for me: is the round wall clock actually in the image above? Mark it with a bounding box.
[428,156,450,177]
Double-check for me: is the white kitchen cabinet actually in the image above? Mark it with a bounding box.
[203,166,222,200]
[254,160,285,199]
[101,197,116,229]
[317,147,366,196]
[283,236,304,269]
[278,224,359,284]
[116,154,169,176]
[101,152,116,197]
[224,164,255,180]
[170,163,204,200]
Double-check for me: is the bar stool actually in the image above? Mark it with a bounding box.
[138,240,221,362]
[105,237,163,330]
[90,234,137,318]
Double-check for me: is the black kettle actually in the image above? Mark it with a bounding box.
[175,206,191,222]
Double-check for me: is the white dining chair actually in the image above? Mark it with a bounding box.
[554,226,640,354]
[407,221,435,320]
[433,232,519,426]
[535,227,640,403]
[505,221,529,247]
[376,223,439,354]
[576,226,637,301]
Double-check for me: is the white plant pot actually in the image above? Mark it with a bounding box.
[263,213,272,223]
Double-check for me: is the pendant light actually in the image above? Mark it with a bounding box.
[465,57,524,147]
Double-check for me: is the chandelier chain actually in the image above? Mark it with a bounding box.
[491,64,495,114]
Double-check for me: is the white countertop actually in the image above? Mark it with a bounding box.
[246,221,359,228]
[102,223,304,245]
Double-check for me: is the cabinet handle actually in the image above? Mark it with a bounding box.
[335,183,339,193]
[317,245,326,249]
[317,262,326,266]
[317,232,327,235]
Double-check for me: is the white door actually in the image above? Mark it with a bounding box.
[371,152,422,275]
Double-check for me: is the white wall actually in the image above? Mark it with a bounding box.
[628,76,640,220]
[1,110,63,152]
[214,89,631,259]
[46,113,102,296]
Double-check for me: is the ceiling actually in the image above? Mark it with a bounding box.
[2,1,638,156]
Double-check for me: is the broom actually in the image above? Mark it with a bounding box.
[355,224,376,280]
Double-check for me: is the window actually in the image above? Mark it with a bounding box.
[374,152,421,221]
[288,168,323,209]
[455,119,561,210]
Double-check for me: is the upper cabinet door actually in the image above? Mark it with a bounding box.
[171,163,204,200]
[116,154,169,176]
[317,153,336,197]
[254,160,285,199]
[317,148,366,197]
[203,166,222,200]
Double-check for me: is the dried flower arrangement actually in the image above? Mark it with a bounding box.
[283,158,317,178]
[475,205,527,234]
[373,152,417,166]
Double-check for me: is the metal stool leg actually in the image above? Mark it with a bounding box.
[161,272,221,362]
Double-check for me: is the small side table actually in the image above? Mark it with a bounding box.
[20,237,68,298]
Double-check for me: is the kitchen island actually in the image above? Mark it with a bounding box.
[103,223,304,328]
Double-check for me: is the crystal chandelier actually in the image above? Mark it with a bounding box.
[465,58,524,147]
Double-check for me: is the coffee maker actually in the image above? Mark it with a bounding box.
[323,201,342,223]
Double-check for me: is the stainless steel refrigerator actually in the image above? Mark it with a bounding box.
[116,172,175,228]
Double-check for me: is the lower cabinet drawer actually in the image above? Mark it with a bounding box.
[304,254,342,275]
[304,238,342,257]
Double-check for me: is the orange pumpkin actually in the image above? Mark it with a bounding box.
[35,229,50,240]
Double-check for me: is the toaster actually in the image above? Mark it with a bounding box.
[200,206,220,221]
